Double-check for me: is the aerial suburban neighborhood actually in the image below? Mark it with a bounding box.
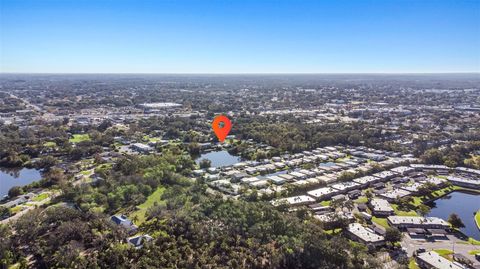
[1,74,479,268]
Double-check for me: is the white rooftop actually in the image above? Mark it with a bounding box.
[416,251,465,269]
[347,223,385,243]
[307,187,337,198]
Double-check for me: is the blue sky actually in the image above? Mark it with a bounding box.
[1,0,479,73]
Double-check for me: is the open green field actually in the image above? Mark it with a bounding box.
[130,186,166,224]
[324,228,342,235]
[143,135,161,143]
[372,216,389,228]
[43,141,57,147]
[354,196,368,204]
[69,134,91,143]
[320,200,331,206]
[433,249,453,260]
[32,193,49,202]
[391,204,418,216]
[10,205,24,214]
[468,237,480,245]
[408,258,420,269]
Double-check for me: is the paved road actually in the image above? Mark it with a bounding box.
[401,234,480,266]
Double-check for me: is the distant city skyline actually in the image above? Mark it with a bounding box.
[1,0,479,73]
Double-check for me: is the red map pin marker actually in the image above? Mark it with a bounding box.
[212,115,232,142]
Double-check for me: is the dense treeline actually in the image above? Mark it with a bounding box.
[420,141,480,168]
[232,116,383,154]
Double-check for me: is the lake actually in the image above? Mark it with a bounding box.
[0,168,42,197]
[426,191,480,240]
[195,150,242,168]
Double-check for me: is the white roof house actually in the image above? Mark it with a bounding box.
[290,171,307,179]
[447,175,480,189]
[241,177,261,184]
[400,182,424,193]
[387,216,449,229]
[272,195,315,206]
[268,175,286,185]
[422,176,447,186]
[416,251,466,269]
[455,166,480,176]
[353,176,379,186]
[369,199,394,216]
[372,171,396,180]
[331,181,360,192]
[379,189,411,201]
[307,187,337,199]
[347,223,385,246]
[390,166,414,175]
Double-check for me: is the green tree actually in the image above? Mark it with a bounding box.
[417,204,431,217]
[385,227,403,245]
[448,213,465,229]
[199,159,211,169]
[8,186,23,197]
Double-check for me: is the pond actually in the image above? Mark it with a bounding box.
[426,191,480,240]
[0,168,43,197]
[195,150,242,168]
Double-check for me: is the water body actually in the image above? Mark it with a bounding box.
[426,191,480,240]
[0,168,42,197]
[195,150,241,168]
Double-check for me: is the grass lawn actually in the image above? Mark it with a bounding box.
[408,258,420,269]
[468,250,480,255]
[411,196,423,207]
[10,205,24,214]
[372,216,389,228]
[32,193,49,202]
[43,141,57,147]
[320,200,331,206]
[468,237,480,246]
[69,134,91,143]
[324,228,342,235]
[80,170,92,176]
[143,135,161,143]
[392,204,418,217]
[97,163,113,170]
[130,186,166,224]
[354,196,368,204]
[434,249,454,256]
[8,263,21,269]
[433,249,454,260]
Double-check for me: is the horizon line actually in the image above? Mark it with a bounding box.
[1,72,479,75]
